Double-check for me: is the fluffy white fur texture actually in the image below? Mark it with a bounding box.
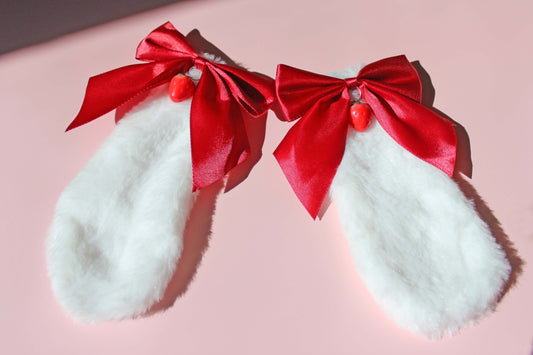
[329,66,511,338]
[48,80,200,321]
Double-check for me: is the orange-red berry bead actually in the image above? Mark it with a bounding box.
[169,74,196,102]
[350,103,373,132]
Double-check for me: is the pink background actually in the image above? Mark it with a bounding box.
[1,0,532,353]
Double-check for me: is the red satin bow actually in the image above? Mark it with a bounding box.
[67,22,275,191]
[274,55,457,219]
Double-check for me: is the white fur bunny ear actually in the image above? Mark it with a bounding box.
[47,22,275,322]
[274,58,512,338]
[331,121,510,338]
[48,85,197,322]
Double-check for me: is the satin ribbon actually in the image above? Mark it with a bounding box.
[67,22,275,191]
[274,55,457,218]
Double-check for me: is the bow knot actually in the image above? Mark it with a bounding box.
[67,22,275,191]
[193,56,208,70]
[344,77,360,90]
[274,55,457,218]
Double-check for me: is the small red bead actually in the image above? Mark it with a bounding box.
[350,103,373,132]
[169,74,196,102]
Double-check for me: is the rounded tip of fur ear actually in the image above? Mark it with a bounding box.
[46,189,187,322]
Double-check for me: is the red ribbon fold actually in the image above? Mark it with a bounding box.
[274,55,457,219]
[68,22,275,191]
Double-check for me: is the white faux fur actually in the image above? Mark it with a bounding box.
[329,66,511,338]
[47,84,197,322]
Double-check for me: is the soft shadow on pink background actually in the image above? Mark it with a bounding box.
[1,0,532,354]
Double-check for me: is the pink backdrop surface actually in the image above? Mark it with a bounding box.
[1,0,532,354]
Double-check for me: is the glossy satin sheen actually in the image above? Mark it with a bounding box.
[274,56,457,218]
[67,22,275,191]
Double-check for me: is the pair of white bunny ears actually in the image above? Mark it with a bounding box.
[47,22,514,338]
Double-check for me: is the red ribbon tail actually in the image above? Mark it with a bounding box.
[67,60,190,131]
[190,67,252,191]
[274,95,350,219]
[362,87,457,177]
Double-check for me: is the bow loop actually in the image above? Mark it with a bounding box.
[357,55,422,103]
[135,22,197,62]
[276,64,347,122]
[274,56,456,219]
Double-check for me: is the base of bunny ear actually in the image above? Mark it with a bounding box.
[47,87,205,322]
[329,109,510,337]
